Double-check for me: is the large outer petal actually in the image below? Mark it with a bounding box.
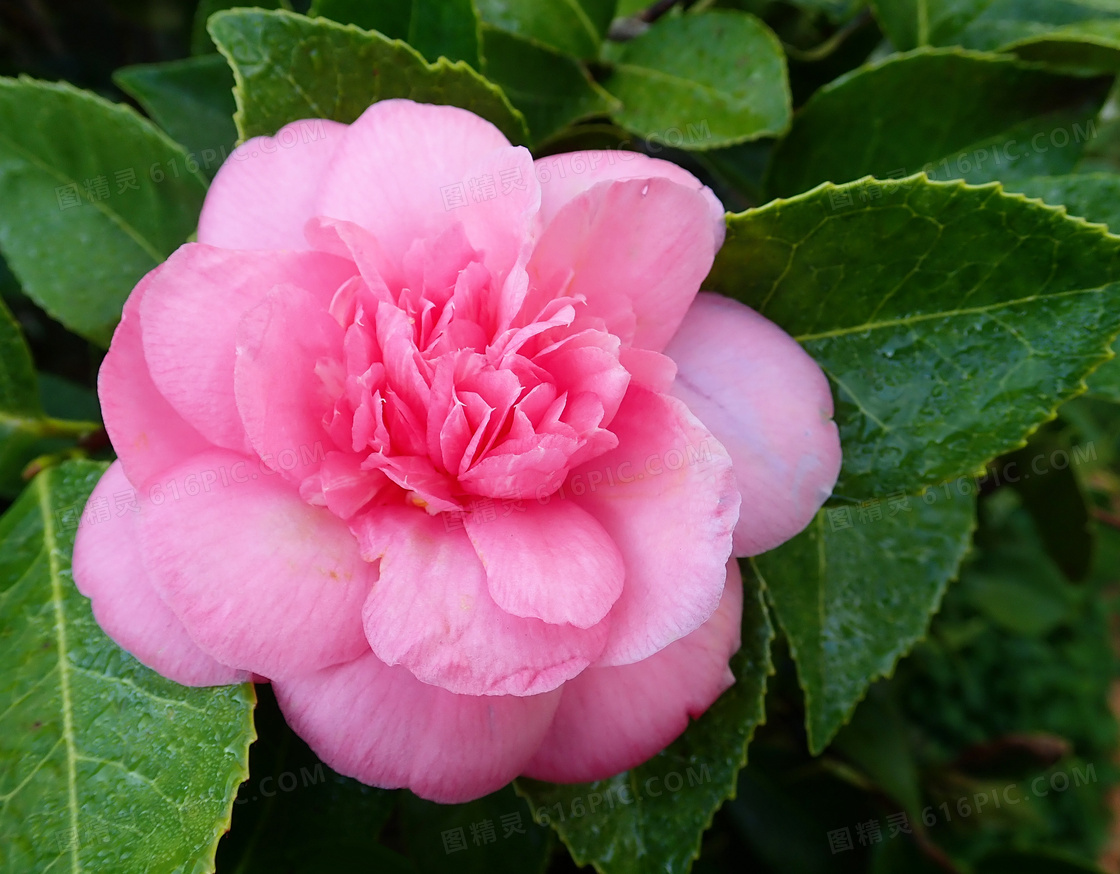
[72,462,246,686]
[234,285,343,485]
[525,178,720,352]
[570,386,740,666]
[353,506,609,696]
[197,118,348,250]
[534,150,725,247]
[99,266,215,490]
[274,652,561,803]
[313,100,536,284]
[664,293,841,556]
[137,449,375,680]
[138,244,356,453]
[523,559,743,783]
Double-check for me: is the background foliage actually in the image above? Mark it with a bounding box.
[2,0,1120,872]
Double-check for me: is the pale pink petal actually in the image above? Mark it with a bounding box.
[535,150,725,247]
[198,118,348,250]
[72,462,246,686]
[234,284,343,484]
[570,386,739,666]
[137,449,375,680]
[314,100,514,272]
[353,506,609,696]
[139,244,356,452]
[274,652,561,803]
[525,178,720,351]
[523,559,742,782]
[99,267,214,490]
[665,293,841,556]
[464,500,625,629]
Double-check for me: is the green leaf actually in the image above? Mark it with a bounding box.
[191,0,289,55]
[208,9,528,145]
[215,685,403,873]
[765,49,1108,198]
[1003,173,1120,404]
[401,784,551,874]
[0,296,44,489]
[871,0,1120,71]
[0,461,255,873]
[475,0,617,58]
[515,560,773,874]
[0,77,207,347]
[311,0,483,66]
[113,55,238,179]
[998,429,1094,582]
[480,26,619,145]
[753,494,975,752]
[602,10,790,150]
[830,689,923,816]
[706,176,1120,500]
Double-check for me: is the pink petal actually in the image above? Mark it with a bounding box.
[139,244,356,452]
[274,652,561,803]
[665,293,841,556]
[569,386,739,666]
[353,506,610,696]
[137,449,375,680]
[99,266,214,489]
[313,100,515,273]
[523,559,743,782]
[197,118,348,250]
[464,500,625,629]
[525,178,720,352]
[534,150,725,248]
[235,284,343,484]
[72,462,246,686]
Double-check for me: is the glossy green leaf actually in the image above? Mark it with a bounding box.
[480,26,618,145]
[754,494,975,752]
[765,49,1108,198]
[475,0,617,58]
[871,0,1120,71]
[215,685,403,873]
[707,176,1120,499]
[401,784,551,874]
[311,0,482,66]
[113,55,238,179]
[515,560,773,874]
[1004,173,1120,403]
[0,461,256,873]
[601,10,791,149]
[208,9,528,145]
[0,77,207,346]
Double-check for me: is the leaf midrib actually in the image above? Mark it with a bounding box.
[791,282,1116,343]
[36,471,82,874]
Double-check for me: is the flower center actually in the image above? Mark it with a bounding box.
[298,223,629,520]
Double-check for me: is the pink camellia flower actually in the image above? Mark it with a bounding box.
[73,99,840,802]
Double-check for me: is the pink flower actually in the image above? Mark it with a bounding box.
[73,100,840,802]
